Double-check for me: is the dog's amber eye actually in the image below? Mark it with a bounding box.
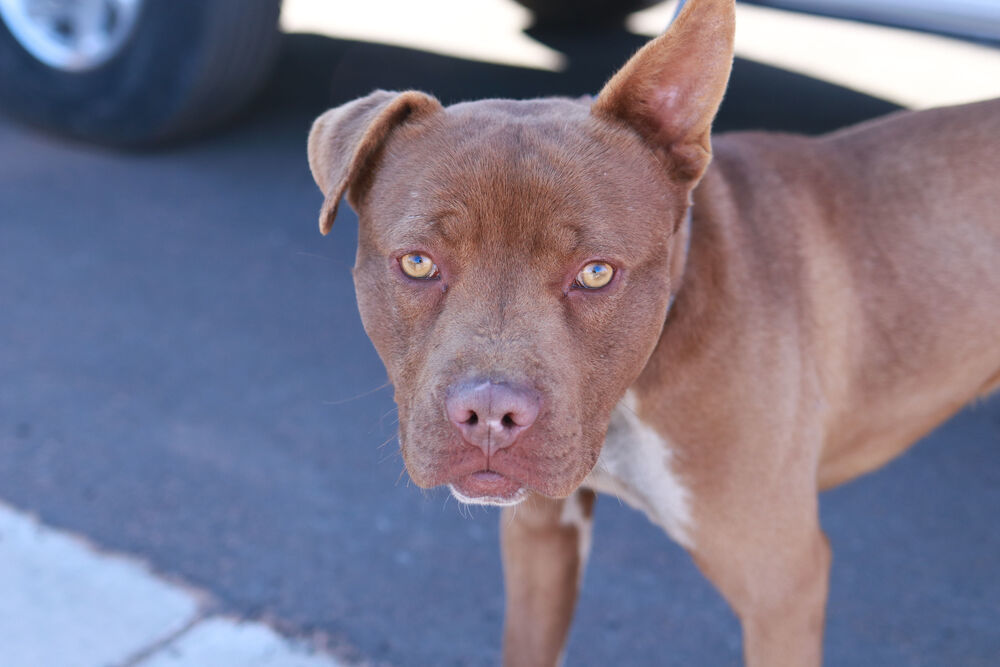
[400,252,439,279]
[575,261,614,289]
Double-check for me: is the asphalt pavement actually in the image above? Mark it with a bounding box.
[1,20,999,667]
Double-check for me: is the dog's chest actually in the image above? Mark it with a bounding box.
[582,391,694,548]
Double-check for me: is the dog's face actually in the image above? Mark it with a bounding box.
[354,100,688,501]
[308,0,734,504]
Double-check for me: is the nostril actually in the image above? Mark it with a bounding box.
[446,380,540,453]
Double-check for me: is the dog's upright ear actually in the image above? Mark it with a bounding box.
[592,0,735,182]
[308,90,442,235]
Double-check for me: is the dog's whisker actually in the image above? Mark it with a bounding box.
[375,433,398,450]
[322,381,392,406]
[378,405,399,429]
[376,449,401,465]
[506,504,519,527]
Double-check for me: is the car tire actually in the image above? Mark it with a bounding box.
[0,0,283,147]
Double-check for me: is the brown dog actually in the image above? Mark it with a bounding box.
[307,0,1000,663]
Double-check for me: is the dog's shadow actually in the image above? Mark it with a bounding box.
[258,23,901,136]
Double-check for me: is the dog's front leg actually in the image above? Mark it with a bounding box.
[500,489,596,667]
[691,482,831,667]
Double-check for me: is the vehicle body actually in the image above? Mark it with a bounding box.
[0,0,996,145]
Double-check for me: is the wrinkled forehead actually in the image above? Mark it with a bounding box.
[363,98,676,261]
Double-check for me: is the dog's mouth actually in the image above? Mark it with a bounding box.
[448,470,528,507]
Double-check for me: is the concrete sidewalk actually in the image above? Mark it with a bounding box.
[0,502,347,667]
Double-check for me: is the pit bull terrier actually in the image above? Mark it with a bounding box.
[306,0,1000,663]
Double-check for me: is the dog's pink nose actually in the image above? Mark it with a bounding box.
[446,381,540,456]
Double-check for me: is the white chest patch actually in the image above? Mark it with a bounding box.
[582,391,694,548]
[559,490,594,568]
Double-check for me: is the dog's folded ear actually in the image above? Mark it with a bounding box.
[592,0,735,182]
[308,90,442,235]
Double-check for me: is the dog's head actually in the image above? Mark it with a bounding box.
[308,0,734,504]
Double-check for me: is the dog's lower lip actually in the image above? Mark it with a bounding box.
[471,471,505,483]
[451,470,524,502]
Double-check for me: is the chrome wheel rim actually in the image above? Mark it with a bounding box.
[0,0,144,71]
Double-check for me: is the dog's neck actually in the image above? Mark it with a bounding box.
[634,179,736,413]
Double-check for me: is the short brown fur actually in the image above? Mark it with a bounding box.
[307,0,1000,663]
